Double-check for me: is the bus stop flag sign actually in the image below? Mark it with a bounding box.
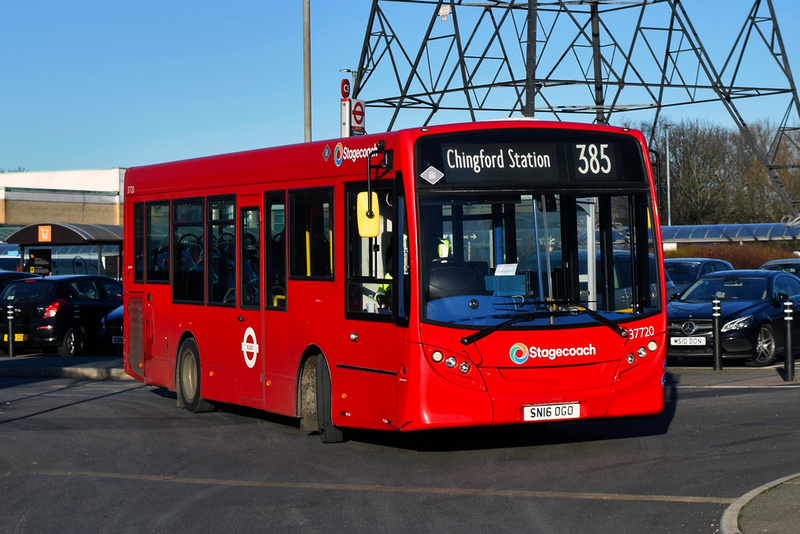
[351,99,365,134]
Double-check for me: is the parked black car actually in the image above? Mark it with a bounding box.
[667,269,800,367]
[664,257,734,294]
[99,305,123,354]
[0,275,122,357]
[0,270,41,291]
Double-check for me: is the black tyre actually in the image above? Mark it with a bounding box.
[58,326,87,357]
[746,323,776,367]
[178,338,215,413]
[316,355,345,443]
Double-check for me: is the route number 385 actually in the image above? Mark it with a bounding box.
[576,143,612,174]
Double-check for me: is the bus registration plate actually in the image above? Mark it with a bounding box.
[523,402,580,422]
[670,337,705,346]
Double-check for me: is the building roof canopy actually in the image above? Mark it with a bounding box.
[5,223,122,246]
[661,223,800,243]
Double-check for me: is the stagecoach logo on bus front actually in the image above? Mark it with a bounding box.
[510,342,597,364]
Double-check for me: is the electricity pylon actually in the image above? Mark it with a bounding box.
[351,0,800,223]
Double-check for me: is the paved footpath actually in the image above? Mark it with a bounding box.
[1,354,798,533]
[0,353,131,380]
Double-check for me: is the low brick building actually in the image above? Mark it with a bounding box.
[0,169,125,226]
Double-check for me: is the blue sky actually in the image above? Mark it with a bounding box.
[1,1,798,172]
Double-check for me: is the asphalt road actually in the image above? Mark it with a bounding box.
[1,368,799,533]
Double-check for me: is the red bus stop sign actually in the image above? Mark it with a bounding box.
[351,99,365,132]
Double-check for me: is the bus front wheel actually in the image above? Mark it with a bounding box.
[316,355,345,443]
[178,338,215,413]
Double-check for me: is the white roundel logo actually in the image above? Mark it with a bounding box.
[241,327,259,368]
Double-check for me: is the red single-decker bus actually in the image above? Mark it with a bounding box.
[123,120,667,442]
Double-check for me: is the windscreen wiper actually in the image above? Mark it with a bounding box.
[459,309,565,346]
[459,302,628,346]
[561,303,629,339]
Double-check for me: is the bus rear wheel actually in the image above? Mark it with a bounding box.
[178,338,215,413]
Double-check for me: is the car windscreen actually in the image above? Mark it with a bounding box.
[681,277,767,302]
[0,280,58,301]
[665,262,700,284]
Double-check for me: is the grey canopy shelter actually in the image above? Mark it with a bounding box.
[4,223,123,277]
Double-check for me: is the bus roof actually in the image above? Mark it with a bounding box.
[124,120,645,196]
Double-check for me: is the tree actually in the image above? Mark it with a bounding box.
[644,118,799,225]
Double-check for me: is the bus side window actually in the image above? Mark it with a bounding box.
[207,196,236,306]
[146,201,170,283]
[289,189,333,280]
[266,191,287,309]
[173,198,204,303]
[346,185,394,316]
[134,202,144,282]
[240,207,260,308]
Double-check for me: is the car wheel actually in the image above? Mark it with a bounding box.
[58,327,87,357]
[746,323,776,367]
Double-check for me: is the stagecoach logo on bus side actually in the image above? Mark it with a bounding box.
[330,141,380,167]
[242,327,259,368]
[509,342,597,364]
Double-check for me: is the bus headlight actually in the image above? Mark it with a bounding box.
[423,345,487,391]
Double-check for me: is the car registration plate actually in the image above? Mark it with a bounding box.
[112,336,123,345]
[3,333,28,342]
[523,402,580,422]
[670,337,706,346]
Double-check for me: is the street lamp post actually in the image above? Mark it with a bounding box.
[303,0,312,142]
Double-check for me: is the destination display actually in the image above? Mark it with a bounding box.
[416,130,646,187]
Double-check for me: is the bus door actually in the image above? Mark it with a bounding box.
[261,191,291,414]
[141,201,171,382]
[238,198,265,403]
[200,195,241,404]
[343,182,406,427]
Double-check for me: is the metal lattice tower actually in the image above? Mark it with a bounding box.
[351,0,800,223]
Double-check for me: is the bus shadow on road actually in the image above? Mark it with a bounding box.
[144,381,679,452]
